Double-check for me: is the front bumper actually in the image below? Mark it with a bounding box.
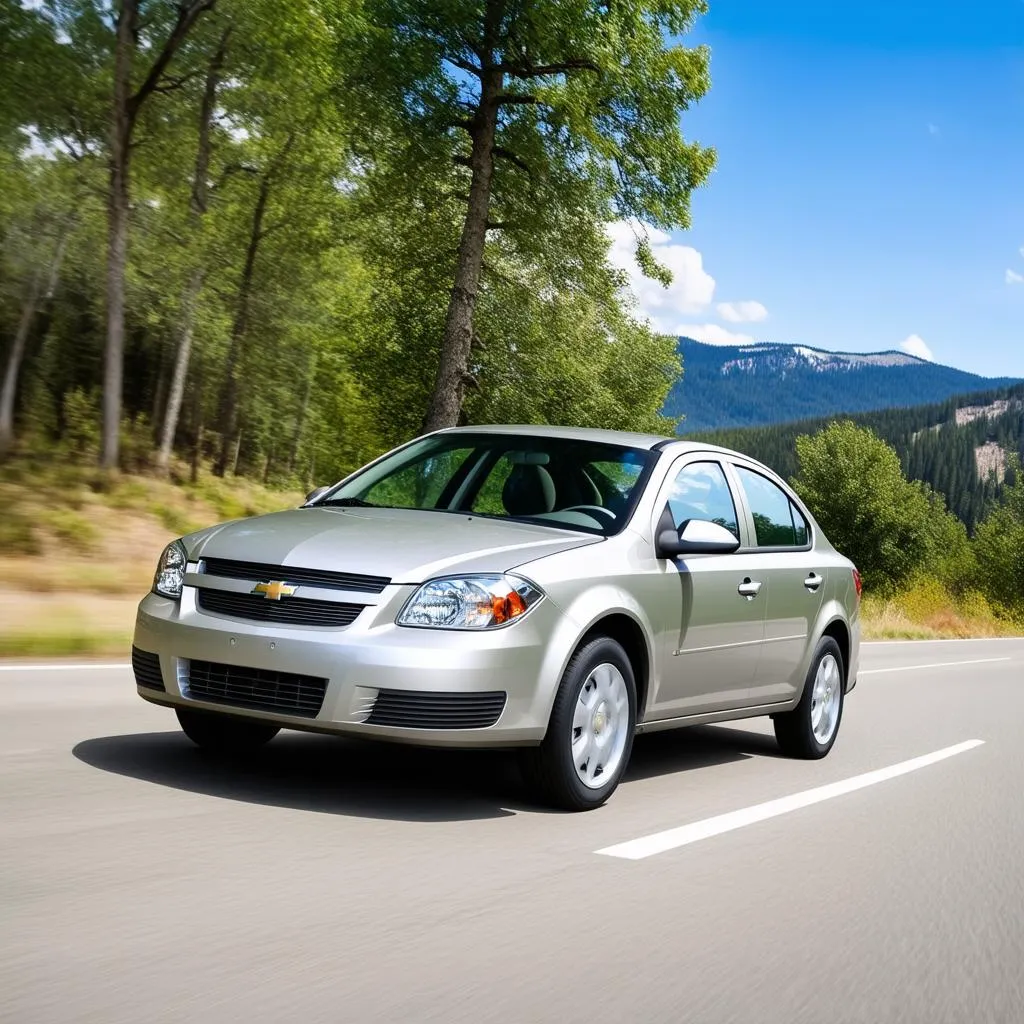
[132,583,562,747]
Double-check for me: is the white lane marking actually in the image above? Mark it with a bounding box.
[596,740,985,860]
[0,662,130,673]
[860,657,1010,675]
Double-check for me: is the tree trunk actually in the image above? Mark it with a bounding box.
[155,267,204,472]
[100,1,135,470]
[0,225,72,457]
[287,351,315,475]
[422,64,502,431]
[153,26,229,474]
[0,273,43,457]
[100,0,216,470]
[213,175,270,476]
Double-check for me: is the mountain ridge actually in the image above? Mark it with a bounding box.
[665,338,1021,434]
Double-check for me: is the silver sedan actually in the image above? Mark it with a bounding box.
[133,425,861,810]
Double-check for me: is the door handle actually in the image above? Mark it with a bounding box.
[737,577,762,599]
[804,572,824,592]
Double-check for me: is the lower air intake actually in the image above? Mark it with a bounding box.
[132,646,165,691]
[366,689,507,730]
[186,660,328,718]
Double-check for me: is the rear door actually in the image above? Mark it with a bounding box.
[727,462,825,706]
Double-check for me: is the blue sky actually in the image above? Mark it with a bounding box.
[611,0,1024,377]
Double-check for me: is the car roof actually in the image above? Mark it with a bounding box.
[430,423,750,460]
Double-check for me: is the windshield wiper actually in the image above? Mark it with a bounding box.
[315,496,378,508]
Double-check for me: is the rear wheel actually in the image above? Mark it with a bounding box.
[176,707,280,755]
[520,636,636,811]
[773,636,845,759]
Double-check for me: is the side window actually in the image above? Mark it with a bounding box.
[791,502,809,546]
[734,466,807,548]
[666,461,739,540]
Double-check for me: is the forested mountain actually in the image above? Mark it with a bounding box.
[665,339,1020,433]
[689,383,1024,532]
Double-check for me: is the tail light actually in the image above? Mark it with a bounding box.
[852,567,862,601]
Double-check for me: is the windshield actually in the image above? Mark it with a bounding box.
[316,433,657,536]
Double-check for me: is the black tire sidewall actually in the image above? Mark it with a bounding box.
[798,637,845,756]
[176,707,279,752]
[540,636,638,809]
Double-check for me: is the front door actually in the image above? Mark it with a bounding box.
[646,459,767,719]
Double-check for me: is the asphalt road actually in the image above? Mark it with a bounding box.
[3,638,1023,1023]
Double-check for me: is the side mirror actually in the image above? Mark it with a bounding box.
[656,516,740,558]
[304,485,330,505]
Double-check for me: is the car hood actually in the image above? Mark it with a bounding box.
[186,506,601,584]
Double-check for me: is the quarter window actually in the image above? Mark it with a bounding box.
[734,466,808,548]
[666,461,739,540]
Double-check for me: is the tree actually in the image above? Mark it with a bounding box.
[792,421,938,594]
[101,0,216,469]
[341,0,713,431]
[973,464,1024,618]
[154,23,231,474]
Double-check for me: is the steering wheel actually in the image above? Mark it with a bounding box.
[561,504,618,528]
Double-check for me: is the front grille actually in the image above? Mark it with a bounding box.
[366,689,507,730]
[201,557,390,594]
[132,646,165,691]
[186,660,327,718]
[196,588,363,627]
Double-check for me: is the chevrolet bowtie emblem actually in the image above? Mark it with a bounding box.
[252,580,297,601]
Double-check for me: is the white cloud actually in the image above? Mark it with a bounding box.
[928,122,940,136]
[606,221,716,333]
[899,334,934,360]
[1007,268,1024,285]
[675,323,757,346]
[716,300,768,323]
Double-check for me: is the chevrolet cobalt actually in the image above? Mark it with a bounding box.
[133,425,861,810]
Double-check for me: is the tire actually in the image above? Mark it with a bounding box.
[519,635,637,811]
[176,707,280,755]
[773,636,845,759]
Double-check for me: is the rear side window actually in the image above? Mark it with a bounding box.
[666,461,740,540]
[734,466,809,548]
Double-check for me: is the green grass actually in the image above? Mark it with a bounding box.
[0,506,40,556]
[0,628,132,658]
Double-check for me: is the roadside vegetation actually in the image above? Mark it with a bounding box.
[0,456,301,656]
[1,420,1020,657]
[792,422,1024,640]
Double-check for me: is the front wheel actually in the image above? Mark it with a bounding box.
[519,636,637,811]
[176,707,280,755]
[773,636,845,759]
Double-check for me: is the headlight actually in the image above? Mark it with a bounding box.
[397,574,544,630]
[152,539,188,599]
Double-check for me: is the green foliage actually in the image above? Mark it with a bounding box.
[973,470,1024,618]
[0,502,40,555]
[792,421,961,595]
[1,0,700,484]
[38,508,100,553]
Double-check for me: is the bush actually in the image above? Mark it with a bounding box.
[973,474,1024,618]
[38,508,100,553]
[0,504,40,555]
[793,422,938,594]
[61,388,101,463]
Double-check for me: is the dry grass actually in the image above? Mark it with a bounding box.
[861,578,1024,640]
[0,459,303,657]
